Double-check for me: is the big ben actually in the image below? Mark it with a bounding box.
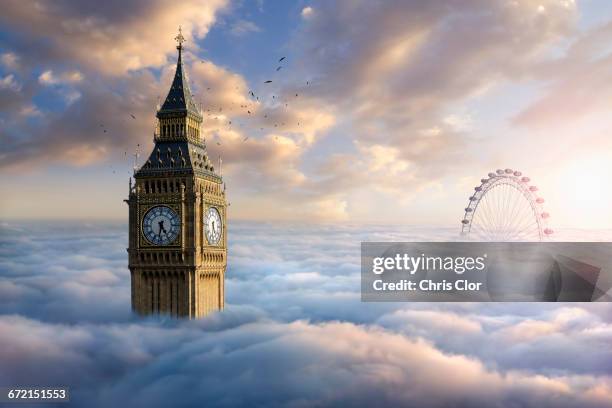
[126,29,227,318]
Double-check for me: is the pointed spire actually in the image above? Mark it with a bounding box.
[157,27,201,119]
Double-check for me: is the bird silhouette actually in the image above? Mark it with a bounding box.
[279,57,286,62]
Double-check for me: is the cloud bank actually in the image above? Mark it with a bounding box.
[0,222,611,407]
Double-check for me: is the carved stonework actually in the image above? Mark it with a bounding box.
[126,31,227,318]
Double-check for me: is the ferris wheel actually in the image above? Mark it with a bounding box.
[461,169,553,241]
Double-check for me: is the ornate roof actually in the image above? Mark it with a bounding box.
[136,140,220,180]
[157,28,201,119]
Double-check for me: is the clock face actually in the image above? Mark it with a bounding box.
[142,206,180,245]
[205,207,222,245]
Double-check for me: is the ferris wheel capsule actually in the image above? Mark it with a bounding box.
[461,168,552,241]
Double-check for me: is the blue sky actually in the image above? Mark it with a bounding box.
[1,0,612,229]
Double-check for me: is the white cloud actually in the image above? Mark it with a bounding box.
[38,70,83,85]
[0,52,19,70]
[0,74,21,91]
[19,104,42,117]
[301,6,314,19]
[229,19,261,37]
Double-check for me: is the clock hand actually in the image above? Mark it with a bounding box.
[158,220,167,236]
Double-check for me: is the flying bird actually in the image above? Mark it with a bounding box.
[276,66,282,71]
[264,80,272,84]
[243,136,249,142]
[279,57,286,62]
[130,114,136,119]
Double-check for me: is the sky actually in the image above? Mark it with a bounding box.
[1,0,612,228]
[0,221,611,407]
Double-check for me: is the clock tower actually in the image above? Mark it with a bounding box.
[126,28,227,318]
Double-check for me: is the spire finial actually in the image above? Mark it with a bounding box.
[175,26,186,50]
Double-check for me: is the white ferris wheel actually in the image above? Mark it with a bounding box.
[461,169,553,241]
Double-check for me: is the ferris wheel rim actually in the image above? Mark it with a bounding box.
[461,169,553,241]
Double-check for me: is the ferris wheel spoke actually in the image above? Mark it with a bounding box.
[504,183,523,233]
[463,172,550,242]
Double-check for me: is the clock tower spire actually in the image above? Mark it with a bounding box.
[126,28,227,318]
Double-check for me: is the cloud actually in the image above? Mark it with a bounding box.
[285,0,577,205]
[18,104,42,117]
[0,0,229,76]
[38,70,84,85]
[513,19,612,128]
[301,6,314,19]
[1,222,612,406]
[1,315,611,407]
[0,74,21,92]
[229,19,261,37]
[0,52,19,70]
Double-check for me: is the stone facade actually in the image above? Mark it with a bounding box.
[126,29,227,318]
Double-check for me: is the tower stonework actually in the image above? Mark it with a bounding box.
[126,30,227,318]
